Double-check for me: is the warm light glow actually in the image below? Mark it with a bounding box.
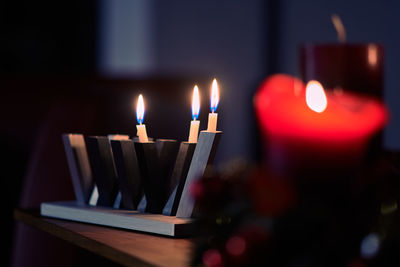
[210,78,220,113]
[136,94,145,124]
[192,85,200,120]
[306,80,327,113]
[368,44,378,67]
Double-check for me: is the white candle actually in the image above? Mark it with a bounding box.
[207,113,218,132]
[136,125,148,142]
[136,94,149,142]
[207,78,220,132]
[188,120,200,143]
[188,85,200,143]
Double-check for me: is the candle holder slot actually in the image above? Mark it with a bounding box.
[134,140,178,213]
[134,139,179,213]
[111,139,143,210]
[156,139,180,200]
[176,131,222,218]
[86,136,120,207]
[62,134,95,205]
[163,142,196,216]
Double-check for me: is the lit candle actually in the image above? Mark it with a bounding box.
[300,15,383,98]
[136,94,149,142]
[207,78,220,132]
[254,74,388,175]
[188,85,200,143]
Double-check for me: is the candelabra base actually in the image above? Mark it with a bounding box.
[40,201,194,237]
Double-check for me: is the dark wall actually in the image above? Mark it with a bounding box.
[149,0,268,163]
[0,0,97,74]
[0,1,98,266]
[98,0,269,163]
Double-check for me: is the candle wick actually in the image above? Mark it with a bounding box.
[331,14,346,43]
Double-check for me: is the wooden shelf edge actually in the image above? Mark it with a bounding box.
[14,209,153,267]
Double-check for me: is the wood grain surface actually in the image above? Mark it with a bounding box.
[14,209,194,267]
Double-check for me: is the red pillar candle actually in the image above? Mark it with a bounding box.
[254,74,388,176]
[300,44,384,98]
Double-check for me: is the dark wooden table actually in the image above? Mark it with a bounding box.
[14,209,194,267]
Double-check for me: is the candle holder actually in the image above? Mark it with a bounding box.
[41,131,222,236]
[110,139,143,210]
[134,139,179,213]
[162,142,196,216]
[156,139,179,197]
[86,136,120,207]
[176,131,222,218]
[135,139,178,213]
[62,134,95,205]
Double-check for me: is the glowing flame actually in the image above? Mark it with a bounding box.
[136,94,145,124]
[192,85,200,120]
[306,80,327,113]
[210,78,220,113]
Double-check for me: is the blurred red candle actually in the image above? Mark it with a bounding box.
[300,43,384,97]
[254,74,388,176]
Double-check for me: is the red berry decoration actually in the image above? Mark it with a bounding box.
[202,249,224,267]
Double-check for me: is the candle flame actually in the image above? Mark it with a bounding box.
[192,85,200,120]
[331,14,346,43]
[136,94,145,124]
[306,80,327,113]
[210,78,220,113]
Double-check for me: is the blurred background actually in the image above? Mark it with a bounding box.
[3,0,400,266]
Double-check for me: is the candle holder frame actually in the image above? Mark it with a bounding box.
[111,139,143,210]
[85,136,120,207]
[41,131,222,236]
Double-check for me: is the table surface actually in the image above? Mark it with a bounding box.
[14,209,194,267]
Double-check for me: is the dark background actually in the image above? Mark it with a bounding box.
[2,0,400,266]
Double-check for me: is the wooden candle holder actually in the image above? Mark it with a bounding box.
[135,142,165,213]
[134,141,160,213]
[110,139,143,210]
[62,134,95,205]
[41,132,221,237]
[176,131,222,218]
[156,139,179,200]
[162,142,196,216]
[135,139,179,213]
[86,136,120,207]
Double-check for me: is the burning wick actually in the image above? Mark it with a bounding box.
[331,14,346,43]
